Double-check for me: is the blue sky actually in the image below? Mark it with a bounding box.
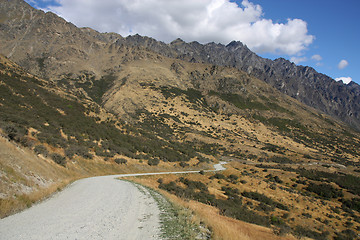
[26,0,359,85]
[245,0,359,84]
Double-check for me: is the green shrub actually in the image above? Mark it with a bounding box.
[211,173,226,179]
[34,145,48,157]
[65,145,93,159]
[94,147,115,158]
[50,153,66,167]
[294,225,329,240]
[267,155,292,163]
[197,156,210,163]
[241,191,289,211]
[265,174,283,184]
[180,178,208,192]
[216,198,270,227]
[2,123,27,142]
[179,162,189,168]
[114,158,127,164]
[228,174,239,183]
[302,212,312,218]
[256,202,274,212]
[284,168,360,196]
[19,136,35,147]
[270,215,285,226]
[221,186,240,198]
[148,158,160,166]
[261,144,285,154]
[334,229,357,240]
[74,73,116,104]
[305,183,343,199]
[211,91,268,110]
[340,198,360,212]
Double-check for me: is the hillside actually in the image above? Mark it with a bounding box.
[0,53,213,216]
[134,37,360,131]
[0,0,359,130]
[0,0,360,239]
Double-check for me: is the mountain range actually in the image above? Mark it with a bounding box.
[1,0,359,130]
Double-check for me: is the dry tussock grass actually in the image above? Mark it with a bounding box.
[183,200,293,240]
[127,174,296,240]
[0,178,75,218]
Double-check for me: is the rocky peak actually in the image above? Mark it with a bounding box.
[226,40,244,51]
[170,38,186,45]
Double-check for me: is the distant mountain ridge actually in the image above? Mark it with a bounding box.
[0,0,359,130]
[119,35,360,130]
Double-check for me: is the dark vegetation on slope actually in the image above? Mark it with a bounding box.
[0,62,215,167]
[153,85,360,160]
[159,177,271,227]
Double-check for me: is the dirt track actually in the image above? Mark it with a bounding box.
[0,162,227,240]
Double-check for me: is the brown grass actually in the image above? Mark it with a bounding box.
[0,178,75,218]
[182,200,294,240]
[126,175,296,240]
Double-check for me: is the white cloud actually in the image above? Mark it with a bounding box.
[338,59,349,69]
[44,0,314,55]
[290,56,307,64]
[311,54,322,61]
[335,77,352,84]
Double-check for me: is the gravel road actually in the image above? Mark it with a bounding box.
[0,162,227,240]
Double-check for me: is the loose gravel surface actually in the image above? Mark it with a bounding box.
[0,177,161,240]
[0,162,227,240]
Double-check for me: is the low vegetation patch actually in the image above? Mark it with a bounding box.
[0,69,216,167]
[159,178,271,227]
[241,191,289,211]
[305,183,343,199]
[295,168,360,195]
